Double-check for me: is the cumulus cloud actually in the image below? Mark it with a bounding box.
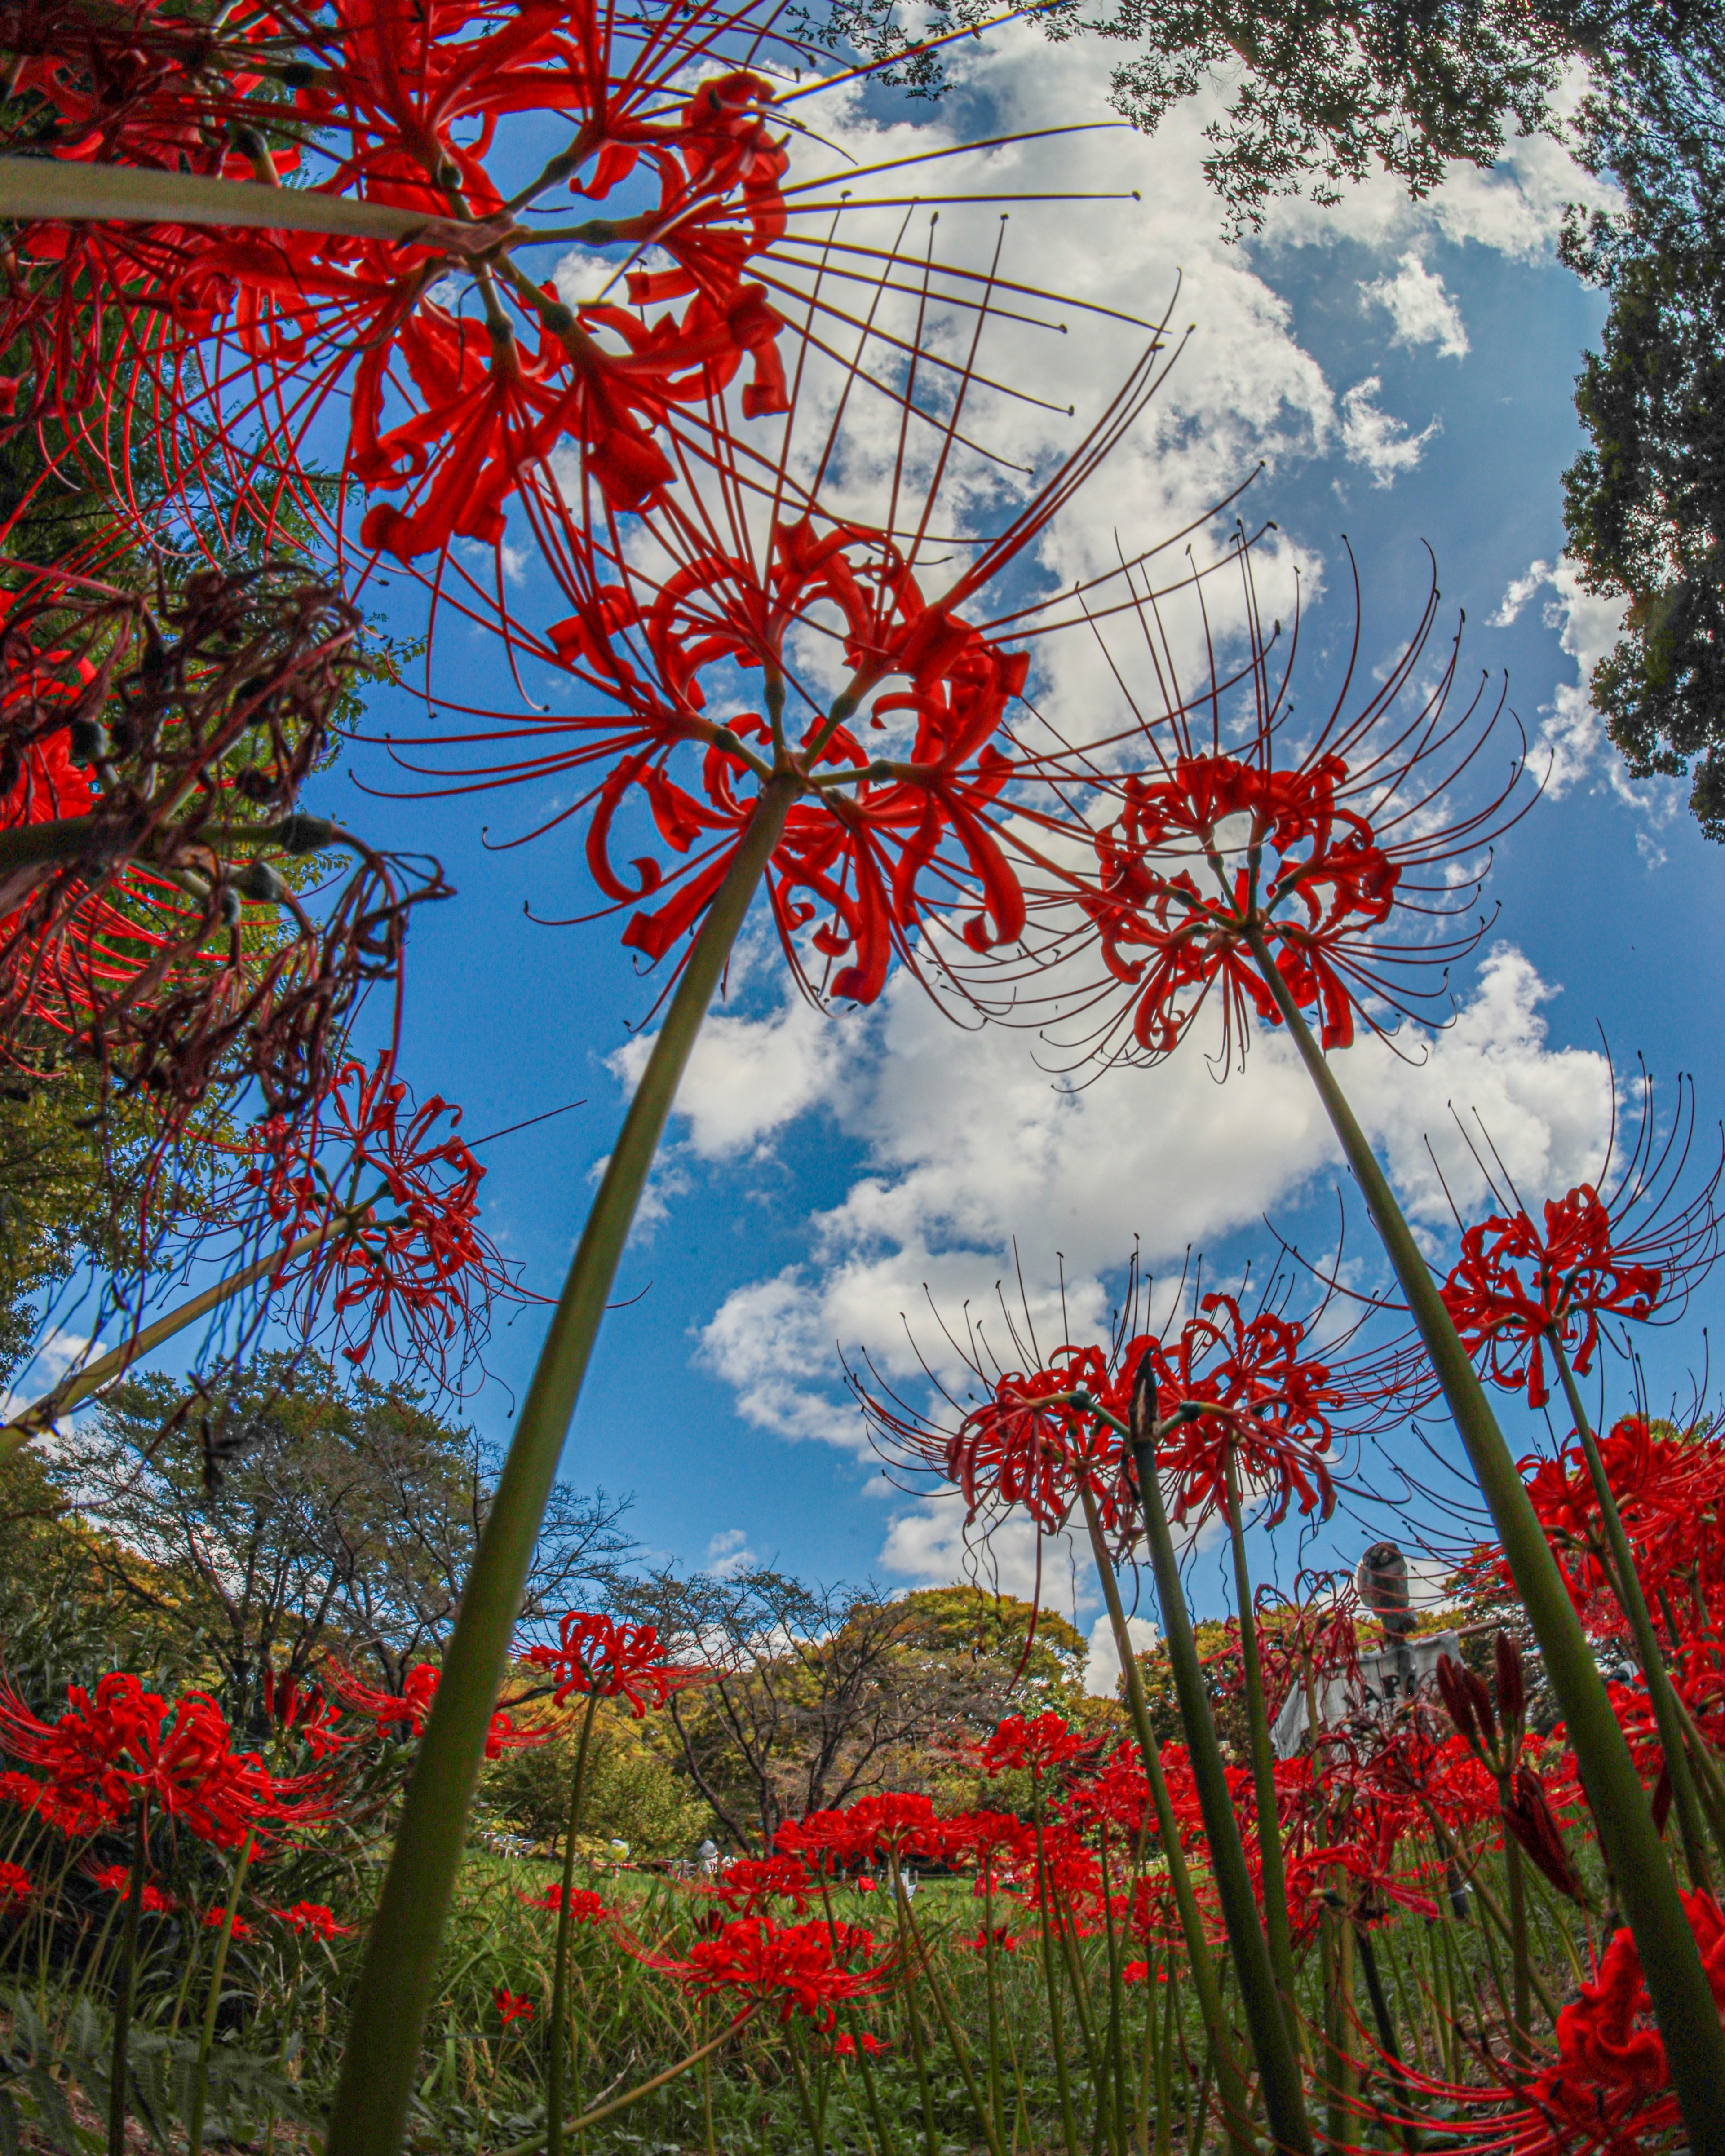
[688,942,1614,1484]
[705,1528,757,1578]
[1086,1612,1160,1698]
[1492,556,1653,802]
[1339,378,1442,486]
[1362,254,1470,359]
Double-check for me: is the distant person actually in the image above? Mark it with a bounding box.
[697,1837,719,1877]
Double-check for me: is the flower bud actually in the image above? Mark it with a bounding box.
[1494,1630,1526,1745]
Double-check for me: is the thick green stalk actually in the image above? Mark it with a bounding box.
[107,1807,148,2156]
[1074,1484,1253,2156]
[1127,1378,1314,2156]
[0,155,496,251]
[1550,1339,1714,1892]
[1220,1450,1300,2048]
[326,781,797,2156]
[187,1829,255,2156]
[548,1688,604,2156]
[1243,919,1725,2150]
[0,1217,352,1458]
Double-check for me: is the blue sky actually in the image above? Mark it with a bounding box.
[56,27,1725,1676]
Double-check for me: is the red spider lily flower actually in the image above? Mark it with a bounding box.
[261,1669,349,1762]
[0,1862,31,1907]
[519,1884,608,1922]
[990,535,1534,1069]
[1146,1293,1342,1528]
[0,1674,329,1849]
[493,1987,535,2025]
[247,1053,513,1371]
[522,1611,710,1716]
[274,1900,355,1940]
[1384,1893,1725,2156]
[980,1713,1092,1779]
[710,1856,813,1917]
[916,1348,1133,1541]
[89,1864,175,1913]
[1059,1746,1156,1840]
[832,2029,890,2056]
[856,1250,1401,1570]
[776,1795,945,1870]
[624,1913,894,2031]
[968,1924,1021,1956]
[325,1659,543,1758]
[1438,1068,1719,1408]
[202,1907,254,1939]
[1120,1959,1172,1983]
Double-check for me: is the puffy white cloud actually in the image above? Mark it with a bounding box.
[1085,1611,1160,1698]
[1491,556,1662,804]
[688,941,1614,1487]
[1339,377,1441,487]
[1361,254,1470,359]
[705,1528,758,1578]
[609,985,863,1162]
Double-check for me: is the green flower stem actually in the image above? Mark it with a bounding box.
[0,1217,356,1459]
[0,154,500,252]
[548,1688,604,2156]
[188,1830,256,2156]
[1354,1922,1420,2152]
[107,1804,149,2156]
[327,778,797,2156]
[1074,1483,1253,2156]
[1500,1803,1532,2059]
[1414,1802,1562,2023]
[888,1852,943,2156]
[1219,1448,1300,2050]
[898,1886,1007,2156]
[1550,1337,1714,1893]
[1030,1792,1084,2156]
[496,2006,760,2156]
[1243,918,1725,2151]
[1127,1381,1315,2156]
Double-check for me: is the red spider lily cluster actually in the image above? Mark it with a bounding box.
[621,1911,895,2030]
[1439,1076,1721,1409]
[242,1051,513,1372]
[857,1255,1402,1558]
[325,1658,540,1758]
[963,536,1534,1070]
[0,1672,330,1847]
[522,1609,709,1715]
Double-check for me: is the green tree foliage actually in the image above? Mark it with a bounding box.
[1560,24,1725,833]
[618,1570,1090,1851]
[31,1352,633,1725]
[482,1701,714,1859]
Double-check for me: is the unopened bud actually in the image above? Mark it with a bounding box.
[67,717,107,767]
[275,814,338,856]
[1494,1631,1526,1741]
[237,861,288,905]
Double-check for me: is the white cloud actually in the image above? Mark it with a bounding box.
[705,1528,757,1578]
[610,990,863,1162]
[1085,1611,1160,1698]
[1361,254,1469,359]
[1339,377,1441,487]
[693,941,1615,1497]
[1492,556,1657,802]
[0,1331,103,1430]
